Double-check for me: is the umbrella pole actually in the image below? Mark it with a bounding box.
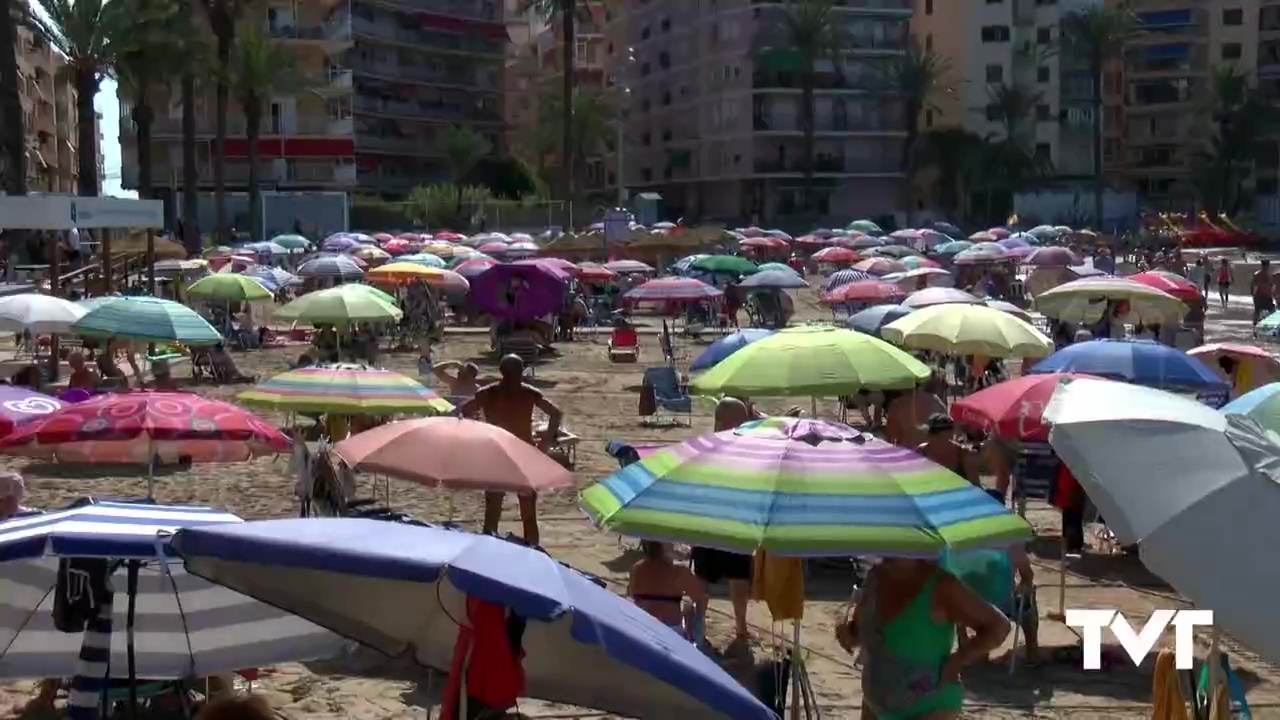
[1052,533,1067,621]
[1207,625,1222,705]
[126,560,140,719]
[147,440,155,500]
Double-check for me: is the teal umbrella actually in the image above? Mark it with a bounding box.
[757,262,799,275]
[71,297,223,345]
[270,234,311,250]
[691,255,759,275]
[397,253,447,268]
[848,220,882,234]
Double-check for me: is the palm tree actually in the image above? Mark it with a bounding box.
[115,0,183,201]
[916,126,983,221]
[35,0,130,197]
[1061,5,1138,229]
[886,38,950,224]
[972,84,1052,223]
[228,23,301,240]
[776,0,846,215]
[537,85,613,184]
[521,0,588,215]
[1195,65,1275,214]
[1,0,25,195]
[197,0,250,242]
[437,125,491,218]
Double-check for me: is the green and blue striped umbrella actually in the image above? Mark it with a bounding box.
[581,417,1032,557]
[71,297,223,345]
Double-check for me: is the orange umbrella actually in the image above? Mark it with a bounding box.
[333,417,574,493]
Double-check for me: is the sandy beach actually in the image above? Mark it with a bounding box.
[3,280,1280,719]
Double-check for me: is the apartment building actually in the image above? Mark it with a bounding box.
[16,27,80,193]
[602,0,911,224]
[119,0,506,209]
[911,0,1102,209]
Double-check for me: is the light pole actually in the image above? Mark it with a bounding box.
[614,47,635,207]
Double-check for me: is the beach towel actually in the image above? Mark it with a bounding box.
[1198,652,1252,719]
[751,549,804,621]
[440,597,526,720]
[1152,649,1189,720]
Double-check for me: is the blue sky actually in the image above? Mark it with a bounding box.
[95,79,131,198]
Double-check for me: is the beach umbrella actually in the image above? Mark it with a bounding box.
[968,231,996,242]
[932,221,962,236]
[0,294,87,333]
[0,385,62,437]
[351,245,391,262]
[950,373,1095,442]
[1024,247,1079,267]
[578,263,617,282]
[239,241,289,257]
[270,233,311,250]
[1044,378,1280,666]
[245,266,300,288]
[172,519,774,720]
[935,240,973,255]
[953,247,1009,265]
[672,255,708,273]
[740,236,785,250]
[984,299,1034,322]
[334,417,572,493]
[867,245,917,259]
[71,297,222,345]
[812,246,859,264]
[900,287,982,309]
[477,241,510,255]
[511,258,571,282]
[153,259,209,276]
[1221,382,1280,433]
[382,238,417,255]
[187,273,274,302]
[824,269,872,290]
[888,229,921,243]
[277,284,402,325]
[1027,339,1230,392]
[690,326,929,397]
[346,233,377,245]
[738,270,808,290]
[582,416,1031,555]
[0,501,343,680]
[240,365,454,416]
[296,255,365,281]
[1129,271,1203,305]
[853,257,908,276]
[756,262,798,275]
[1192,344,1280,397]
[882,304,1053,359]
[518,257,578,276]
[822,280,906,305]
[452,257,501,278]
[690,329,776,372]
[885,267,951,287]
[625,277,722,303]
[397,253,447,268]
[603,259,654,274]
[505,242,540,258]
[367,261,457,286]
[470,263,567,320]
[847,219,881,234]
[1027,225,1059,240]
[997,234,1033,249]
[1033,277,1187,325]
[690,255,758,275]
[848,236,886,250]
[321,235,358,252]
[846,304,913,337]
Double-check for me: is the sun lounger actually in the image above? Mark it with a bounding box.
[498,333,541,374]
[608,327,640,363]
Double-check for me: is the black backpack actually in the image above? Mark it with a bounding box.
[53,558,114,633]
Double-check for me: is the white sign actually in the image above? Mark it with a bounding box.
[603,208,632,243]
[0,196,164,230]
[1064,609,1214,670]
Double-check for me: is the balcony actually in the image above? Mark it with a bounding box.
[315,68,354,96]
[146,115,353,137]
[365,0,499,23]
[749,0,910,15]
[350,60,498,91]
[356,135,444,154]
[351,17,503,57]
[351,95,501,124]
[267,16,353,51]
[751,156,901,175]
[753,114,904,134]
[752,70,891,93]
[121,160,356,188]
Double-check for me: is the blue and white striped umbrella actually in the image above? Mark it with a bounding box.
[70,297,223,345]
[297,255,365,280]
[824,269,872,290]
[0,502,344,683]
[239,241,289,257]
[245,266,300,289]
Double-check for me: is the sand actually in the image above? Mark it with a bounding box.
[3,282,1279,719]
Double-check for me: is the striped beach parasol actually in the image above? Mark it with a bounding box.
[296,255,366,280]
[70,297,222,345]
[239,365,454,415]
[581,417,1032,556]
[624,277,722,303]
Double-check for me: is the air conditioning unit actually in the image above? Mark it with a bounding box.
[1062,107,1095,126]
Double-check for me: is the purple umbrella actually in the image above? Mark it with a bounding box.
[321,235,358,252]
[0,385,63,437]
[1025,246,1081,267]
[470,263,568,320]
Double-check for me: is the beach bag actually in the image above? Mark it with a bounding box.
[53,558,113,633]
[638,381,657,416]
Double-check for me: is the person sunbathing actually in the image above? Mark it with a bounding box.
[433,360,481,397]
[627,541,707,641]
[67,351,100,390]
[209,343,255,384]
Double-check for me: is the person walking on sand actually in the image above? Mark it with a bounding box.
[1254,259,1276,324]
[459,355,562,547]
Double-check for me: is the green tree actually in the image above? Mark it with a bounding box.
[530,85,614,189]
[406,183,495,230]
[197,0,252,242]
[1061,5,1138,228]
[916,126,984,221]
[114,0,185,202]
[228,22,302,240]
[1,0,27,195]
[1194,65,1275,214]
[437,125,491,218]
[520,0,590,214]
[885,38,950,223]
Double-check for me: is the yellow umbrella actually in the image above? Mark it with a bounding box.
[881,304,1053,359]
[1033,277,1187,325]
[367,263,470,292]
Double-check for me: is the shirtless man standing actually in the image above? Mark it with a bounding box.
[884,386,946,449]
[1253,259,1276,325]
[459,355,562,546]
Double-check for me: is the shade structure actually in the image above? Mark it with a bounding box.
[1189,343,1280,395]
[397,253,447,269]
[881,304,1053,359]
[186,274,273,302]
[276,284,403,326]
[367,262,469,291]
[689,326,930,397]
[900,287,981,309]
[738,270,808,289]
[1044,379,1280,666]
[0,391,291,464]
[333,417,573,493]
[625,277,723,303]
[0,294,87,333]
[603,259,654,274]
[452,257,500,278]
[1027,339,1229,392]
[950,373,1095,442]
[756,262,798,275]
[239,365,454,416]
[470,263,567,320]
[1222,382,1280,433]
[581,417,1032,556]
[689,329,775,372]
[320,235,358,252]
[822,280,907,305]
[296,255,365,280]
[1033,277,1187,325]
[1129,271,1203,304]
[172,519,773,720]
[0,386,63,438]
[846,304,913,337]
[690,255,758,276]
[71,297,222,345]
[0,502,344,679]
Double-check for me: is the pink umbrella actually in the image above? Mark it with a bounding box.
[901,287,983,309]
[434,231,466,241]
[822,280,906,304]
[516,257,578,276]
[625,277,722,303]
[383,239,416,255]
[333,417,573,493]
[478,241,509,254]
[603,259,654,274]
[577,263,616,282]
[372,232,396,244]
[1025,246,1079,267]
[853,257,908,276]
[812,246,859,263]
[453,257,500,278]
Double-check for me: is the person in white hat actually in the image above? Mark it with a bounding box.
[0,472,29,520]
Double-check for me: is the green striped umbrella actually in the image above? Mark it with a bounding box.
[71,297,223,345]
[276,284,402,326]
[187,274,273,302]
[691,255,759,275]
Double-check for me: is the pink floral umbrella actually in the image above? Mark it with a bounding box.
[0,391,291,495]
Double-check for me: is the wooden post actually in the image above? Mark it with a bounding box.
[146,230,156,296]
[101,228,112,293]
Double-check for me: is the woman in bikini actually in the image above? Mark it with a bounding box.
[627,541,708,641]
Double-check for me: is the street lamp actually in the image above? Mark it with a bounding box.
[613,47,636,207]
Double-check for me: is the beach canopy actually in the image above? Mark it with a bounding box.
[625,277,723,303]
[846,304,913,338]
[276,284,403,325]
[950,373,1096,442]
[70,297,222,345]
[1028,339,1229,392]
[173,518,774,720]
[296,255,365,280]
[240,365,454,416]
[186,274,273,302]
[689,329,775,372]
[0,294,87,334]
[0,501,343,679]
[881,304,1053,359]
[1033,277,1187,325]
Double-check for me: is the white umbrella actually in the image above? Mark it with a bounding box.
[0,294,87,333]
[1045,378,1280,665]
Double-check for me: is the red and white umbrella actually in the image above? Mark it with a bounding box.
[822,280,907,304]
[812,247,859,263]
[1130,271,1203,304]
[604,259,654,274]
[853,257,908,276]
[625,277,723,303]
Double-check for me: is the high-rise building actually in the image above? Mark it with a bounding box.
[15,26,80,193]
[602,0,912,224]
[118,0,506,227]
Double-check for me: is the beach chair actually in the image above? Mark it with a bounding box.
[608,326,640,362]
[498,333,541,375]
[641,366,692,426]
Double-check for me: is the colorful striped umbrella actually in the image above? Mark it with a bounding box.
[240,365,453,415]
[625,277,722,303]
[297,255,365,280]
[581,417,1032,556]
[71,297,223,345]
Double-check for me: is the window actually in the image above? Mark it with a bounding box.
[985,64,1004,83]
[641,26,650,40]
[1036,27,1052,44]
[658,51,670,68]
[1037,66,1051,83]
[986,0,1003,3]
[641,168,652,182]
[1223,8,1243,26]
[925,0,932,15]
[1036,103,1052,121]
[660,16,670,32]
[1222,42,1242,60]
[981,25,1011,43]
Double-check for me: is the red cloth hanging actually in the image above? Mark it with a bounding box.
[438,597,526,720]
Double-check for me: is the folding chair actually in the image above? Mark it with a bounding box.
[641,366,692,426]
[608,326,640,362]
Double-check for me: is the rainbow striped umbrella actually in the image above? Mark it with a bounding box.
[581,417,1031,557]
[238,365,454,415]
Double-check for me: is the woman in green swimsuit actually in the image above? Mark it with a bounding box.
[836,558,1011,719]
